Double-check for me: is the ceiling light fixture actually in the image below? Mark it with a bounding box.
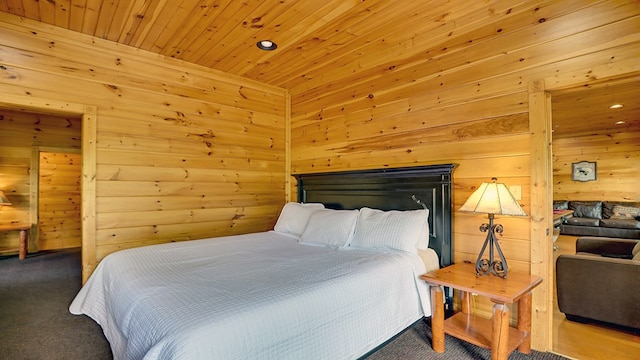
[615,121,626,125]
[609,104,623,109]
[257,40,277,51]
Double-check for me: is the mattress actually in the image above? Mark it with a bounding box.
[70,231,439,360]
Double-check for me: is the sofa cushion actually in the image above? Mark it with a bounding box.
[565,217,600,227]
[600,218,640,230]
[603,201,640,219]
[569,201,603,219]
[553,200,569,211]
[601,253,633,259]
[610,205,640,220]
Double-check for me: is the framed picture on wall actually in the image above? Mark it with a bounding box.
[572,161,597,182]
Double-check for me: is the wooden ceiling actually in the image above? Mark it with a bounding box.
[551,78,640,138]
[0,0,534,93]
[0,0,638,136]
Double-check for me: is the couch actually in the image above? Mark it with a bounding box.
[553,200,640,239]
[556,236,640,331]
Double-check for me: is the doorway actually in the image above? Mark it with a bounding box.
[0,95,96,282]
[547,76,640,359]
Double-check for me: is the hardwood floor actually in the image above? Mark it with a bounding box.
[552,235,640,360]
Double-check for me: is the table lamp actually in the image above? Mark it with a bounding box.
[459,178,526,278]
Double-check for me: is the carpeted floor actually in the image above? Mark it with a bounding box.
[0,248,568,359]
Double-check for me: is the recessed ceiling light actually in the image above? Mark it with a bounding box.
[257,40,277,51]
[615,121,626,125]
[609,104,623,109]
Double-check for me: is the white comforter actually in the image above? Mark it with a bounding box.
[70,231,438,360]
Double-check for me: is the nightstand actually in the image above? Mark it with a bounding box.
[420,262,542,360]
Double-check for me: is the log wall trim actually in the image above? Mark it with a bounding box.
[82,106,98,282]
[528,79,553,351]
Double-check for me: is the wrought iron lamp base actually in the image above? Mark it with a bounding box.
[475,213,508,278]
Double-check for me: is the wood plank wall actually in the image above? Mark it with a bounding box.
[553,131,640,202]
[0,13,288,277]
[38,151,82,250]
[0,2,638,352]
[290,0,640,330]
[0,110,81,251]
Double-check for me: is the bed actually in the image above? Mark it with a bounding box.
[70,164,456,360]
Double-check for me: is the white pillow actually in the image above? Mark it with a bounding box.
[274,202,325,237]
[418,211,430,250]
[300,209,360,249]
[350,207,429,253]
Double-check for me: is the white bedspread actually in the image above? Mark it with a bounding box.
[70,231,439,360]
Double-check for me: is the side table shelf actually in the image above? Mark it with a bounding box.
[445,312,526,353]
[421,262,542,360]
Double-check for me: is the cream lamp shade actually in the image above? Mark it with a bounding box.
[459,178,525,278]
[459,178,526,216]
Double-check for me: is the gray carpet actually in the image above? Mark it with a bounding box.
[0,248,567,359]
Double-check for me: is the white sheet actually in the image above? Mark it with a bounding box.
[70,231,439,360]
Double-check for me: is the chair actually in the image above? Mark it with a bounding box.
[556,236,640,331]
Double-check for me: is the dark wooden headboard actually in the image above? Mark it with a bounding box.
[295,164,456,268]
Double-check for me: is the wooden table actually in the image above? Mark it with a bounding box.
[553,209,574,226]
[420,263,542,360]
[0,224,31,260]
[552,210,573,250]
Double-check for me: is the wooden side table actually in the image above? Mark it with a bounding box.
[0,224,31,260]
[421,262,542,360]
[552,210,574,250]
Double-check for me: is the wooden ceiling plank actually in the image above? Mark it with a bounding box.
[168,0,245,61]
[92,0,119,38]
[273,0,506,88]
[245,0,408,85]
[121,0,170,47]
[250,0,448,85]
[286,0,542,98]
[34,0,56,25]
[5,0,24,16]
[208,0,336,74]
[277,0,597,93]
[222,0,361,76]
[69,0,88,32]
[104,0,139,42]
[163,0,231,61]
[159,0,230,58]
[20,0,39,19]
[292,1,631,110]
[36,0,54,23]
[201,0,316,71]
[81,0,102,35]
[138,0,198,51]
[291,43,639,123]
[54,0,71,28]
[192,0,272,64]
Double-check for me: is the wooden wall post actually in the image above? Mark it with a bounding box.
[81,106,97,284]
[528,79,553,351]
